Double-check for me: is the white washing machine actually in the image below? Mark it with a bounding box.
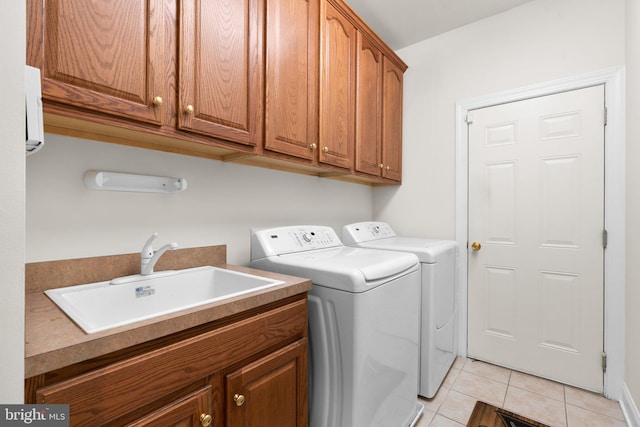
[343,222,457,398]
[251,225,424,427]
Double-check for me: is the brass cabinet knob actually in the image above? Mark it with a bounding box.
[233,393,245,407]
[185,104,195,114]
[322,146,329,153]
[471,241,482,251]
[200,414,213,427]
[152,96,163,106]
[378,163,384,169]
[309,143,317,150]
[385,165,391,171]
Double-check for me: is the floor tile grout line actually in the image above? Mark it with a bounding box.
[563,385,570,427]
[501,368,512,408]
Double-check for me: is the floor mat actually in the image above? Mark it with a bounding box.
[466,401,550,427]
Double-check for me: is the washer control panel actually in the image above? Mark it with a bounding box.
[251,226,343,258]
[342,221,397,244]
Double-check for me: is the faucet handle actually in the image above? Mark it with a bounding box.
[142,232,158,259]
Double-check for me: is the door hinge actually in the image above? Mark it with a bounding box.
[604,107,608,126]
[603,229,608,249]
[602,352,607,372]
[466,112,474,124]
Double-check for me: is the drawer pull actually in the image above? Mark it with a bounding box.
[200,413,212,426]
[233,393,245,406]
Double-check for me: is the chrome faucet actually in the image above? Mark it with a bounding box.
[140,232,178,275]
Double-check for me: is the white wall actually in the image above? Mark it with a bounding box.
[0,1,25,402]
[625,0,640,422]
[26,135,373,264]
[373,0,625,239]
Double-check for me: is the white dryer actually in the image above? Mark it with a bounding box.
[343,222,457,398]
[251,225,424,427]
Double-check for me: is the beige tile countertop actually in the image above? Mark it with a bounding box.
[24,246,311,378]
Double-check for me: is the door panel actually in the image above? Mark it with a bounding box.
[319,0,356,169]
[39,0,164,124]
[179,0,262,146]
[355,33,382,176]
[264,0,319,160]
[381,58,403,180]
[467,85,605,392]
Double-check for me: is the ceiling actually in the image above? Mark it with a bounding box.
[342,0,537,50]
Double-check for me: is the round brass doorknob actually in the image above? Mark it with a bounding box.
[471,241,482,251]
[309,143,317,150]
[200,413,212,427]
[378,163,384,169]
[185,104,195,114]
[322,146,329,153]
[152,96,163,106]
[233,393,245,406]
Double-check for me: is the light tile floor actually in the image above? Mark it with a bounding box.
[416,357,628,427]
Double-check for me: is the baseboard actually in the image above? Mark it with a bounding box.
[620,383,640,427]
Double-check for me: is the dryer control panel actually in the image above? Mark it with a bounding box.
[342,221,397,244]
[251,226,343,258]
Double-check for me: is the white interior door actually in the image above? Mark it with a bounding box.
[467,85,605,392]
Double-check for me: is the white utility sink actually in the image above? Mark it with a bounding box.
[45,266,285,334]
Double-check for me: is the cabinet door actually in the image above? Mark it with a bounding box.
[355,32,383,176]
[226,340,308,427]
[319,1,356,169]
[179,0,262,146]
[32,0,164,125]
[381,57,404,181]
[264,0,319,160]
[127,386,214,427]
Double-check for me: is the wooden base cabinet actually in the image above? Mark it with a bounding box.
[25,297,308,427]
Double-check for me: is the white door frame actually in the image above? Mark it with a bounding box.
[455,67,625,399]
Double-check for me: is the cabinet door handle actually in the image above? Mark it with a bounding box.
[200,413,213,427]
[233,393,246,406]
[378,163,384,169]
[322,146,329,153]
[185,104,195,114]
[309,143,317,150]
[152,96,163,106]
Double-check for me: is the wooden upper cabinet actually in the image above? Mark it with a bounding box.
[319,1,356,170]
[264,0,319,161]
[354,32,383,176]
[381,57,404,181]
[29,0,165,125]
[26,0,405,183]
[178,0,263,146]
